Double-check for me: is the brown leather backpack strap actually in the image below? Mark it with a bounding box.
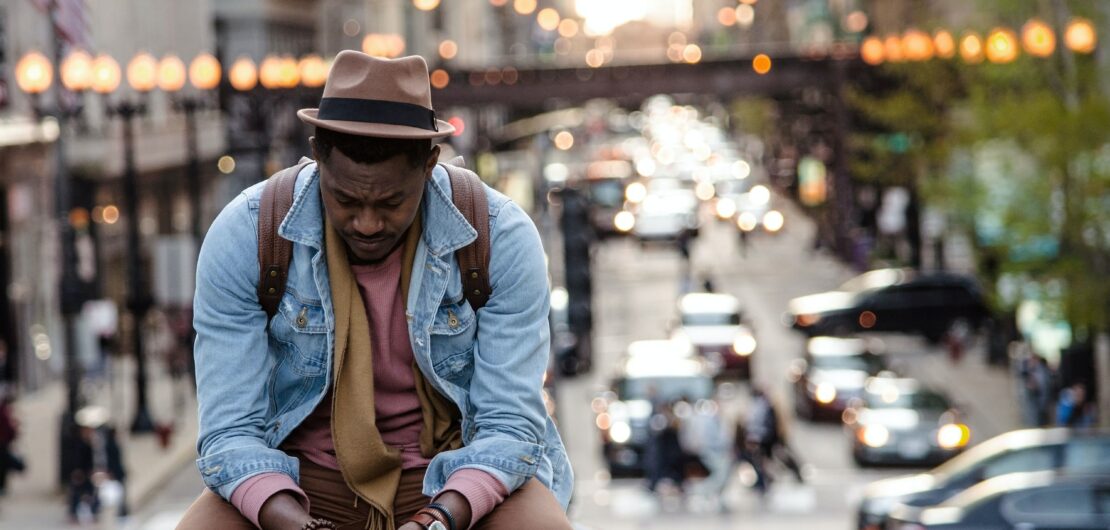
[443,163,491,311]
[258,159,313,321]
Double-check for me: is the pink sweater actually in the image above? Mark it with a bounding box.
[231,244,506,528]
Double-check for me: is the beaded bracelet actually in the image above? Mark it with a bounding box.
[424,502,457,530]
[301,518,338,530]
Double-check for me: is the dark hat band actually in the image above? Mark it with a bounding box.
[316,97,438,132]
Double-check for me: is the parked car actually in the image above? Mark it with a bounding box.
[788,336,887,421]
[855,428,1110,530]
[843,376,969,467]
[594,340,711,477]
[672,292,756,378]
[886,471,1110,530]
[788,268,990,343]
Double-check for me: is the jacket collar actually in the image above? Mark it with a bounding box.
[279,162,478,257]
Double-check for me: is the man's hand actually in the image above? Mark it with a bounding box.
[398,490,472,530]
[258,492,313,530]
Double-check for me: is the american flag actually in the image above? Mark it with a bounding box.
[31,0,91,49]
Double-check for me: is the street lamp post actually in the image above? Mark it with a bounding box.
[96,53,156,433]
[16,45,90,486]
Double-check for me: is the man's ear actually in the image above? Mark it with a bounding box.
[424,144,441,179]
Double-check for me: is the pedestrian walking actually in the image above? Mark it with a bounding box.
[179,51,572,530]
[644,402,687,495]
[678,397,732,509]
[0,388,22,497]
[1056,383,1096,428]
[1018,354,1053,427]
[740,387,804,495]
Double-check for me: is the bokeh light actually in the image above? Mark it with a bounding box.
[439,40,458,60]
[127,52,159,92]
[717,7,737,27]
[229,57,258,91]
[189,53,222,90]
[934,30,956,59]
[298,54,328,88]
[1022,19,1056,57]
[61,49,93,92]
[537,8,561,31]
[91,54,122,94]
[752,53,772,74]
[513,0,536,15]
[554,131,574,150]
[683,44,703,64]
[903,29,935,61]
[860,36,884,65]
[430,69,450,89]
[558,19,580,38]
[16,52,53,94]
[157,55,187,92]
[884,35,905,62]
[259,55,283,89]
[1065,18,1097,54]
[985,27,1019,64]
[960,32,984,63]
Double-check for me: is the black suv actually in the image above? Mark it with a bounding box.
[789,269,989,343]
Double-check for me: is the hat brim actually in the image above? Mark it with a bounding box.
[298,108,455,139]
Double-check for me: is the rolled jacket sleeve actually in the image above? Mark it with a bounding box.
[427,200,552,495]
[193,192,300,500]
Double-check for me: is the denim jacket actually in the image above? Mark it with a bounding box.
[192,162,573,508]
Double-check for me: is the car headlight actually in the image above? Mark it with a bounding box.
[613,211,636,232]
[715,198,737,219]
[737,212,758,232]
[860,425,890,448]
[763,210,785,232]
[936,423,970,449]
[732,334,756,356]
[814,382,837,404]
[609,421,632,444]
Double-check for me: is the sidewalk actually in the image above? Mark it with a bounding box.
[2,355,199,529]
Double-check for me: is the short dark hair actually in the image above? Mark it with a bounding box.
[313,126,432,168]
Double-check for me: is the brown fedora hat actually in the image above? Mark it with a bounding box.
[298,50,454,139]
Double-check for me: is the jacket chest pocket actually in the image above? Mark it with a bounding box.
[269,294,328,377]
[429,299,476,386]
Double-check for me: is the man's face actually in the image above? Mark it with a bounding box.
[313,139,438,264]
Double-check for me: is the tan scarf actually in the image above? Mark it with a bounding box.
[326,212,462,530]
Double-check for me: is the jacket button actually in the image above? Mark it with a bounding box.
[470,272,479,279]
[472,289,481,296]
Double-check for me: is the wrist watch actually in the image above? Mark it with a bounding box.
[407,511,448,530]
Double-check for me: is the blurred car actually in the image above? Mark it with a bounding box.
[672,292,756,378]
[624,178,699,242]
[843,376,969,467]
[788,268,990,343]
[886,471,1110,530]
[855,428,1110,530]
[584,162,632,238]
[594,340,712,477]
[733,185,786,235]
[788,336,886,421]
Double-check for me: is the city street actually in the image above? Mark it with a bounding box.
[102,193,1019,530]
[3,1,1107,529]
[558,197,961,530]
